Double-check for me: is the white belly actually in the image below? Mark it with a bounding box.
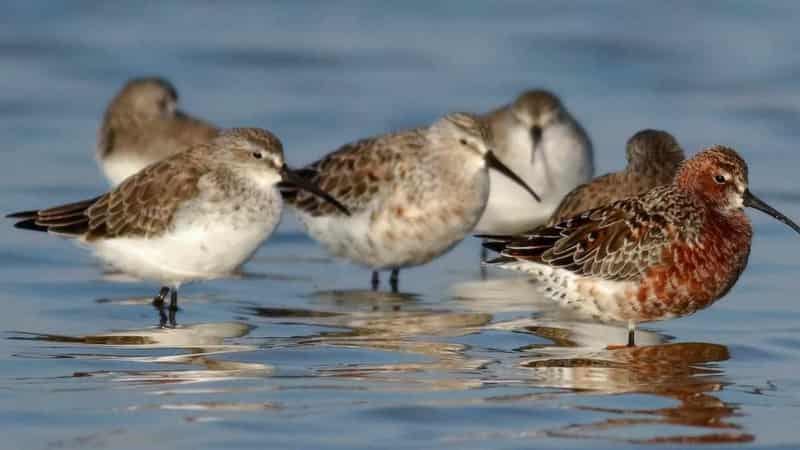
[88,199,281,286]
[492,259,635,324]
[297,177,489,270]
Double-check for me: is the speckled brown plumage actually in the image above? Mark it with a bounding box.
[16,146,210,239]
[284,112,493,218]
[482,146,800,332]
[548,129,684,225]
[15,128,288,240]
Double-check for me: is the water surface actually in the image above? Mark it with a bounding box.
[2,2,800,448]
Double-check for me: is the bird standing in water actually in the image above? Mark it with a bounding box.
[9,128,349,326]
[282,112,540,291]
[482,146,800,346]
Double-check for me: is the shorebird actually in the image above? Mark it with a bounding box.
[547,129,684,225]
[281,112,540,291]
[481,146,800,346]
[9,128,349,326]
[473,90,594,236]
[96,77,219,186]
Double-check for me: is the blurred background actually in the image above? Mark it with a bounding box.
[1,2,799,449]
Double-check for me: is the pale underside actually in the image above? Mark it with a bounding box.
[88,188,282,286]
[491,260,652,325]
[293,142,491,270]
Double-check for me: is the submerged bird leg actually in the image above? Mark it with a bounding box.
[371,271,380,291]
[627,321,636,347]
[389,269,399,293]
[480,245,488,280]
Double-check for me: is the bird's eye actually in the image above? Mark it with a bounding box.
[459,138,468,146]
[714,174,726,184]
[252,152,263,159]
[157,98,168,111]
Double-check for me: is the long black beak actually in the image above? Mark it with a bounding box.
[743,189,800,234]
[280,165,351,216]
[485,151,540,202]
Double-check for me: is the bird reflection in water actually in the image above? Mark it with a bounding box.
[11,322,272,388]
[451,277,753,444]
[521,339,752,444]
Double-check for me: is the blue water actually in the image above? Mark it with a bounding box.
[2,1,800,448]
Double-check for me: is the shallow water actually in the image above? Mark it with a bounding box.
[2,1,800,448]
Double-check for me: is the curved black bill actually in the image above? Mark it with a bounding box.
[485,151,540,202]
[743,189,800,235]
[280,165,351,216]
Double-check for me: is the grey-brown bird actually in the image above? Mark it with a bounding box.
[547,129,684,226]
[97,77,219,186]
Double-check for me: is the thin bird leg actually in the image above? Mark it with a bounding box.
[480,245,488,280]
[389,269,399,293]
[152,287,170,328]
[627,321,636,347]
[166,288,178,327]
[371,271,380,291]
[169,288,179,311]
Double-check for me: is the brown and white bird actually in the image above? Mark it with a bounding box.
[97,77,219,186]
[281,112,540,291]
[10,128,349,325]
[547,129,685,225]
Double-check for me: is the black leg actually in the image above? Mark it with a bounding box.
[169,289,178,311]
[389,269,399,293]
[627,328,635,347]
[152,287,170,328]
[167,288,178,327]
[157,304,168,328]
[371,271,380,291]
[480,245,488,280]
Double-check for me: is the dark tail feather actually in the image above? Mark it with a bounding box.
[6,196,101,236]
[6,210,39,219]
[11,218,48,232]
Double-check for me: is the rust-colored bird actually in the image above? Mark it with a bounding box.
[482,146,800,346]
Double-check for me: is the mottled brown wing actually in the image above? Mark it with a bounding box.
[85,151,208,240]
[485,187,683,282]
[9,150,208,240]
[284,132,424,216]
